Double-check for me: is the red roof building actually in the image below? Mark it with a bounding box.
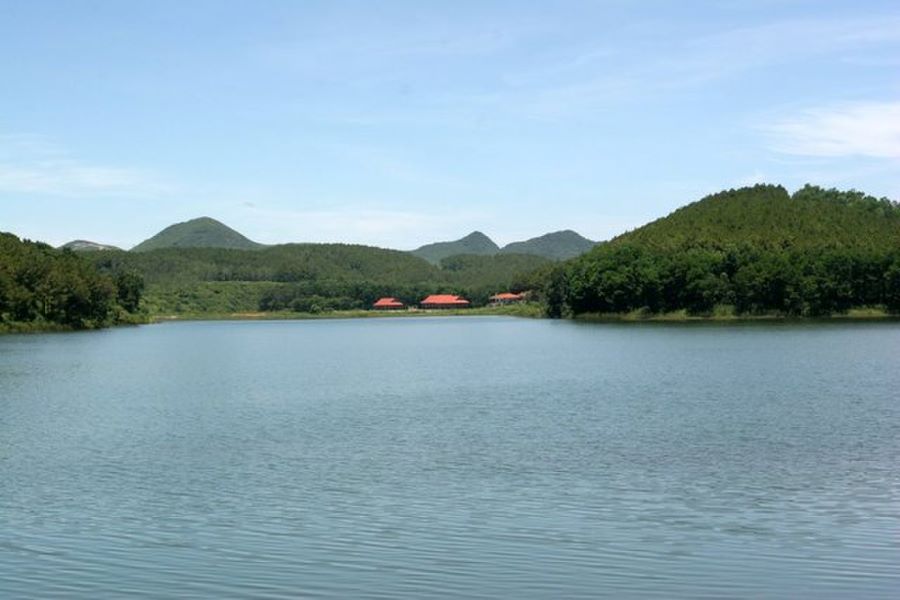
[420,294,471,309]
[489,292,525,305]
[372,297,405,310]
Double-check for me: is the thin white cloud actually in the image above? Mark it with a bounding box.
[346,13,900,125]
[474,13,900,121]
[681,14,900,75]
[733,171,769,188]
[253,11,900,125]
[237,205,492,249]
[253,15,537,79]
[0,133,173,197]
[765,101,900,159]
[323,142,468,189]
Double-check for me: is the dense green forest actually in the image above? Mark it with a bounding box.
[0,233,144,330]
[545,185,900,317]
[88,244,547,314]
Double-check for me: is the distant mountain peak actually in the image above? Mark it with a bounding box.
[411,231,500,264]
[410,229,596,263]
[59,239,122,252]
[131,216,262,252]
[499,230,595,260]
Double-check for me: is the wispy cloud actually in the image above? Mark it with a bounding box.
[250,10,900,125]
[472,13,900,121]
[253,14,536,80]
[679,14,900,77]
[238,205,491,249]
[0,133,173,197]
[733,171,770,188]
[764,101,900,159]
[322,142,469,190]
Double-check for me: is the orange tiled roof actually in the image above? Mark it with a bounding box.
[373,297,404,307]
[421,294,470,305]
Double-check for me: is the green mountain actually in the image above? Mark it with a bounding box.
[131,217,263,252]
[551,184,900,317]
[88,241,546,315]
[411,231,500,264]
[615,184,900,251]
[499,230,595,260]
[60,240,122,252]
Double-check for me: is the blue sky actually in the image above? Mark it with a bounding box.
[1,0,899,249]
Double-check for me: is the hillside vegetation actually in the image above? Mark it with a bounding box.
[0,233,144,330]
[412,231,499,264]
[619,184,900,251]
[132,217,263,252]
[499,230,595,260]
[89,244,544,314]
[547,185,900,317]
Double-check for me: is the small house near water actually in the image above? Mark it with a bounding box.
[489,292,525,305]
[420,294,471,309]
[373,297,405,310]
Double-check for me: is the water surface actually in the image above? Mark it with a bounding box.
[1,317,898,598]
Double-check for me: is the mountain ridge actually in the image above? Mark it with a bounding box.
[411,229,596,264]
[122,218,596,261]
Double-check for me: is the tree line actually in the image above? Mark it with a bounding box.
[0,233,144,330]
[542,185,900,317]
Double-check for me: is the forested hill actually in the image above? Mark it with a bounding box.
[98,243,439,285]
[499,230,595,260]
[412,231,500,264]
[616,184,900,251]
[88,243,547,314]
[132,217,263,252]
[550,185,900,317]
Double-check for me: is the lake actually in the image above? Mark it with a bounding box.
[1,317,898,598]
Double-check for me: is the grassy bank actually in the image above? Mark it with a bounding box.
[150,302,544,322]
[8,303,897,333]
[142,282,278,315]
[0,321,80,334]
[0,313,151,334]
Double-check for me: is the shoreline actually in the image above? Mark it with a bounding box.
[146,305,900,325]
[572,307,900,323]
[150,304,544,323]
[4,305,900,334]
